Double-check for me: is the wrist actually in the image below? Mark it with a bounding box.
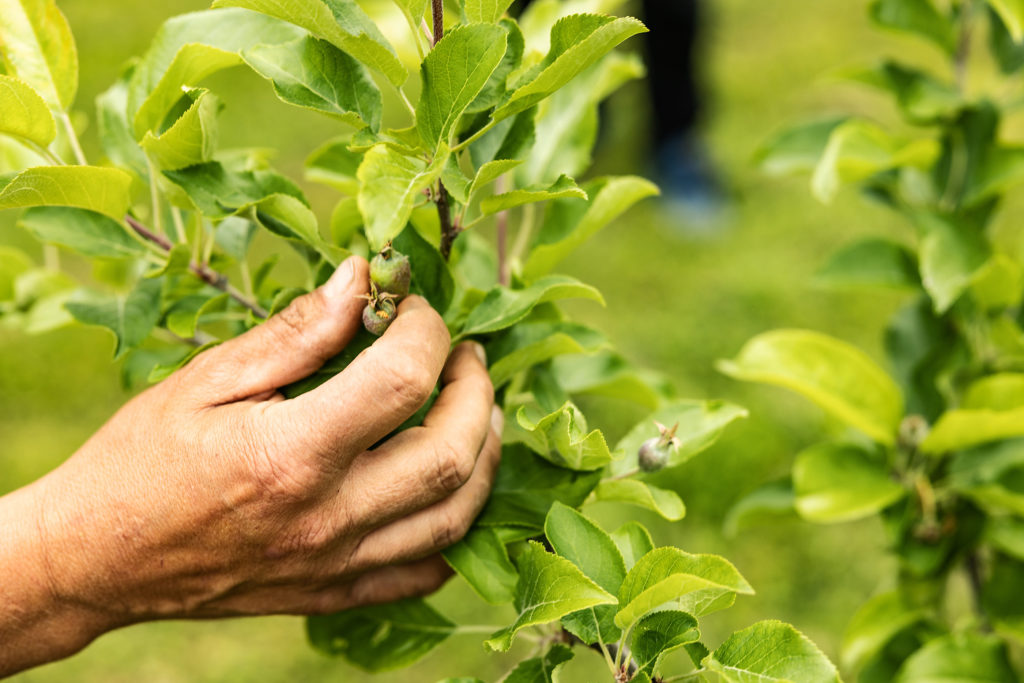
[0,475,120,675]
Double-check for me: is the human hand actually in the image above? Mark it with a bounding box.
[0,256,501,674]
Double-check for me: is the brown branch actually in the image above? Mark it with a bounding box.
[437,182,457,261]
[125,215,269,319]
[431,0,444,46]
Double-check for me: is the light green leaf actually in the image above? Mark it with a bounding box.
[18,207,145,258]
[460,275,603,337]
[0,166,133,219]
[0,0,77,108]
[589,480,686,521]
[513,400,616,471]
[0,74,54,146]
[467,18,524,115]
[615,548,753,629]
[893,632,1017,682]
[65,278,163,358]
[128,10,303,136]
[485,541,616,651]
[523,175,658,281]
[793,442,905,523]
[468,159,522,200]
[947,439,1024,515]
[922,407,1024,453]
[464,0,514,23]
[719,329,904,445]
[869,0,956,53]
[163,160,305,219]
[494,15,646,121]
[724,480,797,537]
[357,142,448,251]
[914,212,989,313]
[215,216,257,261]
[703,620,841,683]
[610,521,654,572]
[611,400,749,476]
[552,351,671,410]
[841,591,931,672]
[305,136,363,195]
[96,68,148,177]
[479,173,586,215]
[629,611,700,678]
[441,527,518,605]
[811,119,939,203]
[486,321,606,387]
[469,107,536,166]
[416,24,508,148]
[815,238,919,290]
[989,0,1024,42]
[0,245,33,301]
[141,89,220,171]
[966,374,1024,410]
[242,35,382,130]
[844,60,959,124]
[756,118,847,176]
[503,645,574,683]
[306,599,455,672]
[165,292,228,340]
[212,0,406,86]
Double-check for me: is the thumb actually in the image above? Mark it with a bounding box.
[182,256,370,404]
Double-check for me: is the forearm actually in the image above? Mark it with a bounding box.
[0,476,111,677]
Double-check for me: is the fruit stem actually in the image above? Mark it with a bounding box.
[125,215,269,318]
[608,467,641,481]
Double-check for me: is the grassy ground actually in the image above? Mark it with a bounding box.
[1,0,958,680]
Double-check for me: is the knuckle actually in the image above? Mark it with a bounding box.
[429,438,474,495]
[430,506,469,550]
[385,354,436,412]
[242,423,321,504]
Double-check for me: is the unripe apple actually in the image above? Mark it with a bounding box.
[637,421,681,473]
[370,244,411,298]
[363,298,397,336]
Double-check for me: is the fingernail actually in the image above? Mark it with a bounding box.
[491,405,504,435]
[324,257,355,299]
[468,341,487,366]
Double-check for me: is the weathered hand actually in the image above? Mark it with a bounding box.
[0,256,501,675]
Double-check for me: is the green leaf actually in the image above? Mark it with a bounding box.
[306,599,455,672]
[393,224,454,313]
[756,118,847,176]
[913,212,990,313]
[467,158,523,202]
[503,645,574,683]
[989,5,1024,72]
[922,407,1024,453]
[615,548,754,629]
[18,207,145,258]
[464,0,514,23]
[128,9,303,136]
[416,24,508,148]
[589,480,686,521]
[467,19,524,115]
[357,143,448,251]
[842,591,932,672]
[0,0,77,108]
[844,60,959,124]
[552,351,671,410]
[989,0,1024,42]
[522,175,658,281]
[493,15,647,121]
[441,527,518,605]
[141,89,220,171]
[486,321,606,388]
[513,400,616,471]
[629,611,700,678]
[719,329,904,445]
[869,0,956,53]
[65,278,163,358]
[211,0,406,86]
[611,400,748,476]
[893,632,1017,682]
[545,502,626,645]
[459,275,603,337]
[477,444,602,531]
[610,521,654,572]
[215,215,257,261]
[703,620,841,683]
[161,160,302,217]
[965,374,1024,411]
[479,173,586,215]
[988,517,1024,561]
[793,442,905,523]
[0,74,55,146]
[947,439,1024,515]
[484,541,617,651]
[242,35,382,130]
[811,119,939,203]
[0,166,133,219]
[165,292,228,339]
[305,136,363,194]
[815,238,920,290]
[469,107,536,166]
[96,68,148,177]
[0,245,33,301]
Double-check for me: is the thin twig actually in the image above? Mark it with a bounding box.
[496,175,510,285]
[59,112,88,165]
[125,216,269,318]
[431,0,444,45]
[438,182,457,260]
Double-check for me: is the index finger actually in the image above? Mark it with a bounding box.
[268,295,451,458]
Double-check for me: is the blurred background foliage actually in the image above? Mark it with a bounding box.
[0,0,966,680]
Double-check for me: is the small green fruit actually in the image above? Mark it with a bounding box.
[637,422,681,473]
[363,298,397,336]
[370,244,411,298]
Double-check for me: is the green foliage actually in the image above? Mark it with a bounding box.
[733,0,1024,679]
[0,0,841,680]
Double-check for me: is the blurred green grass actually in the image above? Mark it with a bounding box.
[0,0,956,680]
